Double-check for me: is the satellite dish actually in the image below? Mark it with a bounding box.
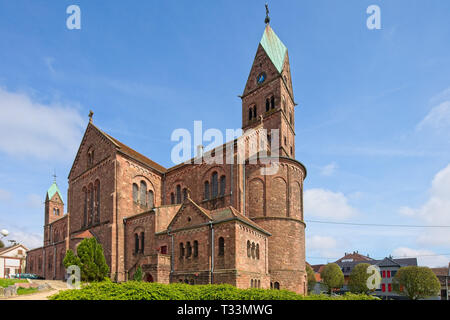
[1,229,9,237]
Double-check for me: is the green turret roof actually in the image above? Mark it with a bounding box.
[47,182,64,203]
[260,25,287,73]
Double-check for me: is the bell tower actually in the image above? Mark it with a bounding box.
[241,11,296,159]
[44,177,64,245]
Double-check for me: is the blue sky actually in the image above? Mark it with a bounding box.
[0,0,449,267]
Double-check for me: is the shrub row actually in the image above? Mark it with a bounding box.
[50,281,379,300]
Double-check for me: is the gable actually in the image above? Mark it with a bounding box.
[68,123,118,180]
[243,44,282,97]
[168,200,211,231]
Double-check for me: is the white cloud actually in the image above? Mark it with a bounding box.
[0,189,12,202]
[416,101,450,131]
[1,227,43,250]
[0,87,84,161]
[320,162,338,176]
[304,188,358,220]
[392,247,449,268]
[400,164,450,246]
[307,235,337,251]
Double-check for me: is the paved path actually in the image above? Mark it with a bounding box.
[7,280,69,300]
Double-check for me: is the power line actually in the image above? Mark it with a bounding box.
[305,220,450,228]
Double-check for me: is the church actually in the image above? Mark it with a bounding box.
[26,13,308,294]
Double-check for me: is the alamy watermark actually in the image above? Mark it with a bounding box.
[66,265,81,289]
[171,121,280,175]
[367,5,381,30]
[366,265,382,290]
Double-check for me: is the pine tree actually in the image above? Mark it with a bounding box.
[63,238,109,282]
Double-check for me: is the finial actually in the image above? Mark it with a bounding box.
[52,170,57,183]
[265,3,270,24]
[88,110,94,123]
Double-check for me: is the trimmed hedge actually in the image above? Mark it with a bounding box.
[50,281,379,300]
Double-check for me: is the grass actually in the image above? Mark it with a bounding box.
[17,287,39,295]
[0,279,28,288]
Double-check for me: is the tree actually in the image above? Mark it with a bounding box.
[305,264,316,294]
[320,263,344,293]
[63,249,81,269]
[63,238,109,282]
[0,240,4,248]
[348,263,371,293]
[133,266,143,282]
[392,266,441,300]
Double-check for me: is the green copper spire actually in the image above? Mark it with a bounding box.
[260,25,287,74]
[47,182,64,203]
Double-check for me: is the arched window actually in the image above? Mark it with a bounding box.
[179,243,185,258]
[183,188,188,201]
[134,234,139,254]
[193,240,198,258]
[211,172,218,198]
[132,183,139,203]
[53,208,56,216]
[140,181,147,206]
[148,190,154,208]
[251,242,255,259]
[176,185,181,204]
[204,181,210,200]
[218,237,224,256]
[290,112,293,124]
[219,176,226,197]
[83,187,87,226]
[258,280,261,288]
[274,282,280,290]
[256,244,260,260]
[253,105,257,118]
[271,96,275,109]
[251,279,254,288]
[266,98,270,112]
[170,193,175,205]
[247,241,251,257]
[248,108,252,121]
[88,184,94,225]
[140,232,145,254]
[95,180,100,223]
[282,96,286,112]
[186,242,192,258]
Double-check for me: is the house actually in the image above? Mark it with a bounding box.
[0,244,28,278]
[431,263,449,300]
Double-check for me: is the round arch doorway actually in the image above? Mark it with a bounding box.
[145,273,154,283]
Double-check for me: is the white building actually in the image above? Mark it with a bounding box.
[0,244,28,278]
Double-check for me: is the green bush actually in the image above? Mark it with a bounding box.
[133,266,143,282]
[50,282,379,300]
[63,238,109,282]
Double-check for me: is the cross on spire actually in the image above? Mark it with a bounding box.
[265,3,270,24]
[52,171,57,183]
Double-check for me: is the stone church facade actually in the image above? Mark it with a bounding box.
[26,21,308,294]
